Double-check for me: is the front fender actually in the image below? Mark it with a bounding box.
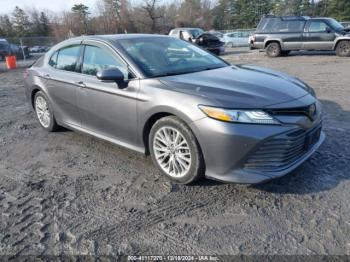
[333,36,350,50]
[264,38,283,49]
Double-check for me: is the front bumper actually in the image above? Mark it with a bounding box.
[190,116,325,184]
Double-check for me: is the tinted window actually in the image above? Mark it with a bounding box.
[82,45,129,78]
[257,18,304,32]
[56,45,80,72]
[119,37,227,78]
[308,21,328,32]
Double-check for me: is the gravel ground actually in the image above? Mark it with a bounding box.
[0,49,349,257]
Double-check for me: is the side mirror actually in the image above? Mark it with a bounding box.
[326,27,332,33]
[96,68,126,87]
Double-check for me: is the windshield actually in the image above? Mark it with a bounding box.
[189,29,204,38]
[0,43,8,50]
[118,37,228,78]
[327,18,344,31]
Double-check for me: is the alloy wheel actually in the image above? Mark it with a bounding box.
[153,126,192,178]
[35,96,51,128]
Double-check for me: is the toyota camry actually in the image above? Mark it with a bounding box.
[24,34,325,184]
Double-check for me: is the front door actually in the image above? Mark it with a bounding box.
[76,42,140,148]
[303,20,336,50]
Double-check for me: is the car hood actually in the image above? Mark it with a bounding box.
[159,65,313,108]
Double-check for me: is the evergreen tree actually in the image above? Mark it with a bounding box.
[71,4,90,34]
[39,12,50,36]
[12,6,31,37]
[0,15,14,37]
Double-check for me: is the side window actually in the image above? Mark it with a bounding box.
[309,21,328,33]
[82,45,129,79]
[56,45,80,72]
[288,21,305,32]
[49,51,58,67]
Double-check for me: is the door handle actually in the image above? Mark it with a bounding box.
[74,81,86,88]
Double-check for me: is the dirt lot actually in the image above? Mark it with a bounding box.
[0,49,349,256]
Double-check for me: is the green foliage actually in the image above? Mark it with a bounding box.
[71,4,90,34]
[213,0,350,29]
[12,6,31,37]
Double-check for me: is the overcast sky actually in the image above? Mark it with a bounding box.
[1,0,98,13]
[0,0,149,14]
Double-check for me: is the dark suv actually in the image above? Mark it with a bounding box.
[250,16,350,57]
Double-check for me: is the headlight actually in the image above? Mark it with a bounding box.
[199,105,279,125]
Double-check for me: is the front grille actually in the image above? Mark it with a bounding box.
[244,123,322,171]
[266,104,317,121]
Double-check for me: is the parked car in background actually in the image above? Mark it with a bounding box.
[169,28,225,55]
[251,16,350,57]
[223,31,251,47]
[25,34,324,184]
[207,31,224,40]
[341,22,350,28]
[10,44,29,59]
[0,39,11,60]
[0,39,29,60]
[30,46,47,53]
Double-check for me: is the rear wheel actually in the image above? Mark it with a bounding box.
[34,91,58,132]
[266,42,281,57]
[149,116,204,184]
[336,41,350,57]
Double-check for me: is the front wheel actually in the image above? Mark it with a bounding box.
[149,116,204,184]
[336,41,350,57]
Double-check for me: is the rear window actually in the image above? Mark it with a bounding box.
[257,18,305,33]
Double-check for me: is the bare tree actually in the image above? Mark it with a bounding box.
[141,0,163,32]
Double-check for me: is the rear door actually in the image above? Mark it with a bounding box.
[75,41,140,148]
[303,20,336,50]
[277,20,305,50]
[45,43,83,127]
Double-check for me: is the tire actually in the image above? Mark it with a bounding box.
[266,42,281,57]
[34,91,58,132]
[336,41,350,57]
[212,49,220,56]
[149,116,205,184]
